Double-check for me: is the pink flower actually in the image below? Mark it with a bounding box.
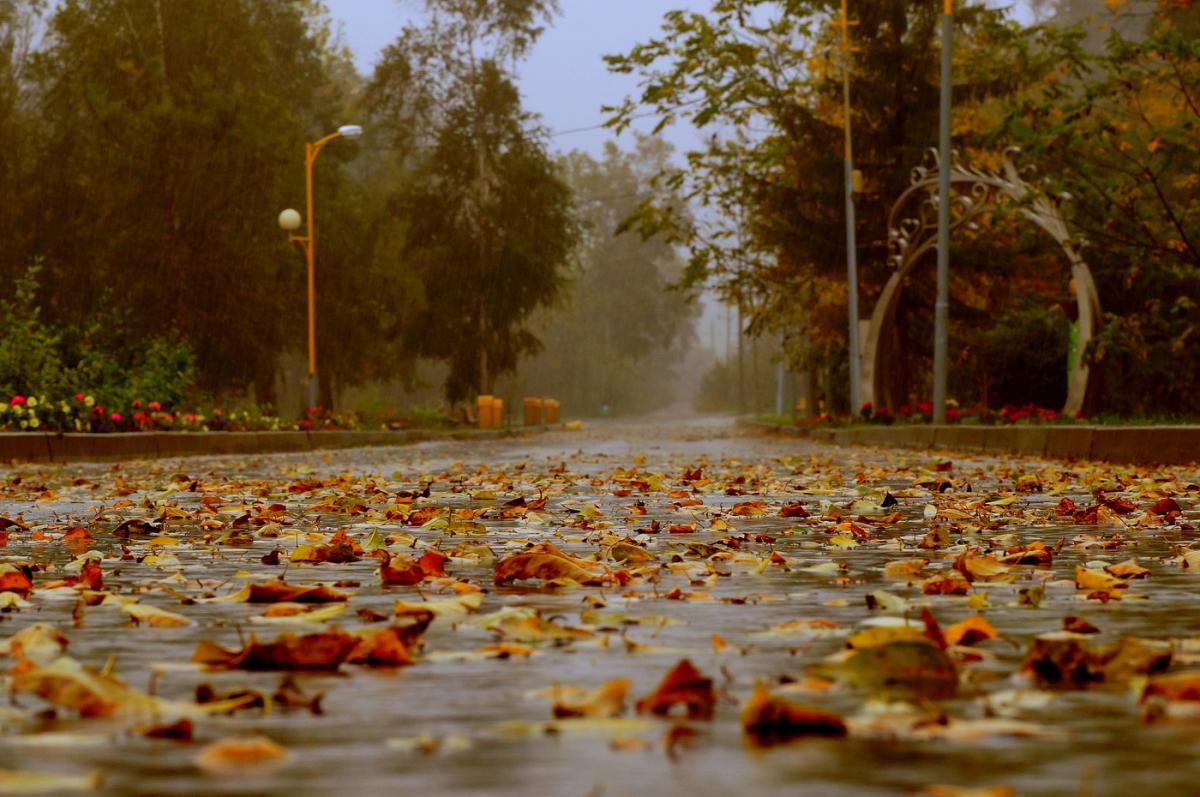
[110,412,122,422]
[10,396,25,406]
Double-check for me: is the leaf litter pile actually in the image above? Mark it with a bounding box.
[0,425,1197,795]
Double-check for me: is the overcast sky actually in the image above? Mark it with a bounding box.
[323,0,1035,159]
[322,0,716,158]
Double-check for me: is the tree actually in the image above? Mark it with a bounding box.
[1003,5,1200,415]
[15,0,347,401]
[606,0,1074,410]
[366,0,576,402]
[511,138,698,416]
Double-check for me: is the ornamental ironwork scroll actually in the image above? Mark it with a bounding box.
[859,147,1101,417]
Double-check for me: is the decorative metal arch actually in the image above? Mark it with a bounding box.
[859,147,1101,417]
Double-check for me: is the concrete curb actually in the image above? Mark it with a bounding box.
[738,420,1200,466]
[0,427,535,465]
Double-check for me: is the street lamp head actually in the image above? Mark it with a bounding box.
[337,125,363,138]
[278,208,302,232]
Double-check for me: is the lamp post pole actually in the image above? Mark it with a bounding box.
[840,0,862,416]
[933,1,953,424]
[279,125,362,411]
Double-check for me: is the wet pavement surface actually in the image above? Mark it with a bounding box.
[0,415,1198,796]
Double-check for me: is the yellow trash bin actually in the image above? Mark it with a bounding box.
[543,399,560,425]
[523,398,543,426]
[477,395,493,429]
[492,397,504,427]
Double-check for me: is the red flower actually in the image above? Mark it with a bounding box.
[131,400,142,409]
[947,408,960,422]
[916,401,932,414]
[148,401,162,411]
[74,392,85,402]
[10,396,25,406]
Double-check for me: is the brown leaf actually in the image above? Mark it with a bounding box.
[1062,616,1101,634]
[635,659,715,720]
[193,630,360,671]
[1020,634,1171,688]
[740,683,846,746]
[1104,558,1150,579]
[379,553,427,585]
[780,502,809,518]
[1141,672,1200,703]
[493,545,605,586]
[346,614,432,666]
[78,559,103,591]
[0,569,32,595]
[920,572,970,595]
[244,581,350,603]
[1148,497,1182,516]
[549,678,631,719]
[140,718,194,741]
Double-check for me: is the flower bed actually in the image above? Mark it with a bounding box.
[0,395,363,433]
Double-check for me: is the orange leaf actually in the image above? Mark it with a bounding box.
[379,553,426,585]
[943,615,998,647]
[493,546,604,586]
[0,570,32,595]
[78,560,103,591]
[193,630,359,671]
[346,613,432,666]
[418,550,449,577]
[245,581,350,603]
[635,659,715,720]
[740,683,847,746]
[194,735,288,774]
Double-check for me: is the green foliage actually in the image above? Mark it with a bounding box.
[608,1,1076,412]
[1002,12,1200,415]
[0,262,196,412]
[508,139,698,417]
[0,262,69,399]
[367,0,576,402]
[966,293,1069,409]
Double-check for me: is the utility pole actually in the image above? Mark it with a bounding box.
[933,0,953,424]
[840,0,862,415]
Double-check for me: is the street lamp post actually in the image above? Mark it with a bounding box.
[279,124,363,411]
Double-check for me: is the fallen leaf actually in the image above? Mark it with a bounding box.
[193,630,360,671]
[493,545,605,586]
[1020,633,1171,688]
[943,615,998,647]
[194,735,289,774]
[740,683,846,746]
[635,659,715,720]
[548,678,631,719]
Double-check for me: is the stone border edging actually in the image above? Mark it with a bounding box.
[741,420,1200,466]
[0,427,534,465]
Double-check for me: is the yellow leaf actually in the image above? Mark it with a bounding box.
[121,604,192,628]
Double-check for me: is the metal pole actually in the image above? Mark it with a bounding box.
[840,0,861,415]
[305,141,319,411]
[933,0,953,424]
